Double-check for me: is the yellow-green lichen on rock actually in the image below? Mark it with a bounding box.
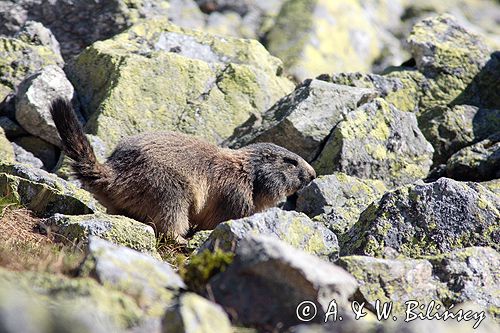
[66,19,294,152]
[265,0,382,81]
[0,36,63,101]
[313,98,434,188]
[0,161,103,216]
[296,172,387,235]
[340,178,500,258]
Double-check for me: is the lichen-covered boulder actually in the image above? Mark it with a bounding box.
[42,214,157,254]
[0,30,63,101]
[162,293,232,333]
[296,173,387,235]
[314,98,434,187]
[15,65,75,147]
[408,14,490,112]
[224,79,377,161]
[0,127,14,162]
[481,179,500,196]
[341,178,500,257]
[318,72,422,114]
[81,237,183,315]
[13,20,61,57]
[338,255,444,315]
[0,0,170,58]
[264,0,386,81]
[0,267,145,332]
[419,105,500,164]
[446,134,500,181]
[199,208,339,260]
[427,247,500,314]
[209,235,357,328]
[66,19,293,151]
[0,161,102,216]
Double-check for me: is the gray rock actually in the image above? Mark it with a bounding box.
[446,134,500,181]
[0,0,171,58]
[224,79,377,162]
[418,105,500,165]
[162,293,232,333]
[14,20,61,57]
[338,255,444,315]
[199,208,339,261]
[0,116,27,138]
[0,161,102,216]
[82,237,183,308]
[11,142,44,169]
[0,2,27,35]
[296,173,387,235]
[13,136,59,170]
[341,178,500,257]
[42,214,157,255]
[314,98,434,187]
[209,235,357,328]
[428,247,500,312]
[15,65,75,147]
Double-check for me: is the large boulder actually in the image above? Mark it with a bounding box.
[0,161,102,216]
[0,29,63,101]
[0,0,170,58]
[81,237,183,312]
[208,235,357,329]
[341,178,500,257]
[419,105,500,165]
[224,79,377,161]
[66,19,293,152]
[42,214,157,255]
[0,268,143,332]
[199,208,339,260]
[296,173,387,235]
[313,98,434,187]
[446,134,500,181]
[264,0,392,81]
[15,65,75,147]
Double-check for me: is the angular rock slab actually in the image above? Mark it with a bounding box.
[296,173,387,235]
[428,247,500,313]
[318,72,421,113]
[338,255,444,315]
[162,293,232,333]
[209,235,357,329]
[446,134,500,181]
[418,105,500,165]
[341,178,500,257]
[43,214,157,254]
[199,208,339,261]
[0,161,102,216]
[66,19,293,151]
[15,65,75,147]
[224,79,377,162]
[82,237,183,313]
[408,14,490,110]
[314,98,434,187]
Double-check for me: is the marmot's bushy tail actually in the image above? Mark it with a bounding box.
[49,98,111,187]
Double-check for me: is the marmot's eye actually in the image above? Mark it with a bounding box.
[283,157,298,166]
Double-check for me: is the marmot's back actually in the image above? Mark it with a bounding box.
[50,98,316,240]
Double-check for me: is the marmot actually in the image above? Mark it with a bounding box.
[50,98,316,239]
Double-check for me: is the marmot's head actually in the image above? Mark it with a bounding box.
[244,143,316,208]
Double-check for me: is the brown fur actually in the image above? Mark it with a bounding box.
[50,98,316,238]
